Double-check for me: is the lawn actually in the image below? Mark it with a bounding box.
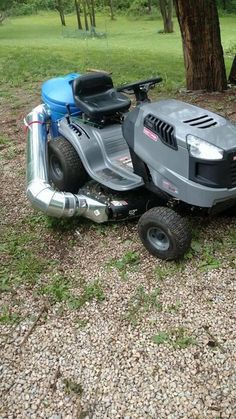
[0,12,235,89]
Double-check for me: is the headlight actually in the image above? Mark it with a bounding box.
[187,135,224,160]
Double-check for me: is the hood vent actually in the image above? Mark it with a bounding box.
[144,114,177,150]
[183,115,218,129]
[68,121,90,139]
[69,122,82,135]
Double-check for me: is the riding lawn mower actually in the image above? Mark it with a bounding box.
[25,72,236,260]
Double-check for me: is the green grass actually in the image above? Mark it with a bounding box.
[152,327,196,349]
[0,13,235,89]
[0,135,9,145]
[76,318,89,328]
[107,250,140,280]
[63,378,83,395]
[198,247,222,272]
[0,304,21,325]
[166,300,182,313]
[68,281,105,309]
[39,275,105,309]
[126,285,162,325]
[0,227,50,290]
[154,261,184,281]
[39,274,71,302]
[0,213,105,312]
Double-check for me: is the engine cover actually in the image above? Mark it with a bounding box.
[123,99,236,152]
[122,99,236,209]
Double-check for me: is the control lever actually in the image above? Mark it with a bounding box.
[66,103,71,124]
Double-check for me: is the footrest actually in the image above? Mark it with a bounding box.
[95,167,142,189]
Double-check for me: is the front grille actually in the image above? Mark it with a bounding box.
[190,150,236,189]
[183,115,217,129]
[144,114,177,150]
[230,153,236,187]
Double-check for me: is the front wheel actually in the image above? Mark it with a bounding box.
[138,207,192,260]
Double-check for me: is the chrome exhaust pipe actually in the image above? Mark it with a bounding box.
[25,105,108,222]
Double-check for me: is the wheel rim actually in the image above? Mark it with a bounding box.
[147,227,170,251]
[50,156,63,181]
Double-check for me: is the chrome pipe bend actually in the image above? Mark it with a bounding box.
[25,104,108,222]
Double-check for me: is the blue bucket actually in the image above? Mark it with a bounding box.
[42,73,81,137]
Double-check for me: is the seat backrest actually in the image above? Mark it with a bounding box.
[73,72,114,99]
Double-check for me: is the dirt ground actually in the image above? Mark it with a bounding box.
[0,85,236,418]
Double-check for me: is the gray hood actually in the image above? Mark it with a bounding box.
[144,99,236,151]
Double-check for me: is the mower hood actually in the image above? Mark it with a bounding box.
[143,100,236,152]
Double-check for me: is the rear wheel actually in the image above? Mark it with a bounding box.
[138,207,191,260]
[48,137,88,193]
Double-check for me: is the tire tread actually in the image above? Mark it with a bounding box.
[138,206,191,260]
[48,137,88,192]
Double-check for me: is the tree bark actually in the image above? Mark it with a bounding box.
[109,0,114,20]
[82,0,89,31]
[175,0,227,91]
[229,55,236,84]
[56,0,66,26]
[91,0,96,27]
[159,0,174,33]
[75,0,83,30]
[0,12,6,25]
[86,0,93,27]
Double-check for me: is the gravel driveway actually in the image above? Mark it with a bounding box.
[0,87,236,418]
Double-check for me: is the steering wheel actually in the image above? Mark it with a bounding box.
[117,76,162,94]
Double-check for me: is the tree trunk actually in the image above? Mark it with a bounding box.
[109,0,114,20]
[82,0,89,31]
[229,55,236,84]
[175,0,227,91]
[56,0,66,26]
[0,12,6,25]
[75,0,83,30]
[91,0,96,27]
[148,0,152,13]
[86,0,93,27]
[159,0,174,33]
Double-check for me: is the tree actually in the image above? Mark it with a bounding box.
[0,12,6,24]
[175,0,227,91]
[75,0,83,29]
[85,0,96,27]
[159,0,173,33]
[74,0,97,32]
[91,0,96,27]
[55,0,66,26]
[86,0,93,26]
[109,0,115,20]
[229,55,236,84]
[82,0,89,31]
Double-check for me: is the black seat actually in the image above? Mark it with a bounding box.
[72,72,131,119]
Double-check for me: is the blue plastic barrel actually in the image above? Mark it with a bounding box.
[42,73,81,137]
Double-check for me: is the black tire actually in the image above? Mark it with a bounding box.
[48,137,88,193]
[138,207,192,260]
